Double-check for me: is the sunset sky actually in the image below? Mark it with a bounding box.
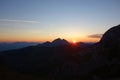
[0,0,120,42]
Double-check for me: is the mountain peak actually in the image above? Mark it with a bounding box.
[38,38,69,47]
[52,38,62,42]
[99,24,120,48]
[52,38,69,46]
[100,25,120,44]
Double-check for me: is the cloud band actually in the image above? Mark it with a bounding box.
[0,19,40,23]
[88,34,103,38]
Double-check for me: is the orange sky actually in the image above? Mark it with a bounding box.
[0,0,119,43]
[0,35,101,43]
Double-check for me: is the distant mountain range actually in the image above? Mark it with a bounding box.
[38,38,94,47]
[0,24,120,80]
[0,39,94,52]
[0,42,39,52]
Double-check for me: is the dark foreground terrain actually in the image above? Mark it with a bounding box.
[0,25,120,80]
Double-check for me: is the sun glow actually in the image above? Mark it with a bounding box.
[73,40,76,44]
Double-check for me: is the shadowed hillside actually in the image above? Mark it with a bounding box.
[0,25,120,80]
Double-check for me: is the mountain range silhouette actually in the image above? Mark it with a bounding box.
[0,25,120,80]
[38,38,69,47]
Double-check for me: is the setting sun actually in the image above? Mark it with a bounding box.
[73,40,76,44]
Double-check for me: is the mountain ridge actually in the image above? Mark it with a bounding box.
[0,24,120,80]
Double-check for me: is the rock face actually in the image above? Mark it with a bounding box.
[99,24,120,58]
[100,24,120,46]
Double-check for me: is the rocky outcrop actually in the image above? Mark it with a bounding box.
[100,24,120,47]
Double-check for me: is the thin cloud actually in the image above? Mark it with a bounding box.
[88,34,103,38]
[0,19,40,23]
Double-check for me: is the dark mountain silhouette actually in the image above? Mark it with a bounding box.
[77,24,120,79]
[100,24,120,46]
[0,42,39,52]
[38,41,52,47]
[38,38,69,47]
[101,24,120,42]
[93,25,120,79]
[0,25,120,80]
[52,38,69,46]
[77,42,94,48]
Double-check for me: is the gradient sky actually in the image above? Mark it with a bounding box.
[0,0,120,42]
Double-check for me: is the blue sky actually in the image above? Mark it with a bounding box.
[0,0,120,42]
